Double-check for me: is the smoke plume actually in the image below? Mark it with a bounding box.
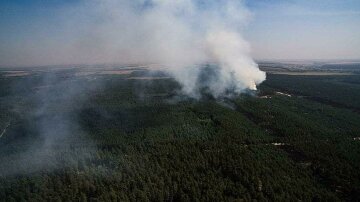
[6,0,266,98]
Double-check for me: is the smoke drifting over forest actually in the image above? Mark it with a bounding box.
[4,0,265,98]
[0,0,268,176]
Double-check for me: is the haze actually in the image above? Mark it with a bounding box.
[0,0,360,67]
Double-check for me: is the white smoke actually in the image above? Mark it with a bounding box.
[5,0,267,98]
[134,0,266,98]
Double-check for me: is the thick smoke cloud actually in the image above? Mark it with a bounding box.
[9,0,266,98]
[0,0,266,176]
[85,0,265,98]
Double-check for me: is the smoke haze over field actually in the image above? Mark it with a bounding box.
[0,0,266,97]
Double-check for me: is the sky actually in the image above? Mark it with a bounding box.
[0,0,359,67]
[245,0,360,61]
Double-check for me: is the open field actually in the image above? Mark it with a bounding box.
[1,71,31,77]
[266,71,353,76]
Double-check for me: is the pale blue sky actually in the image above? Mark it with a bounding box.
[245,0,360,60]
[0,0,359,66]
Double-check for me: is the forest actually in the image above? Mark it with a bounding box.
[0,66,359,201]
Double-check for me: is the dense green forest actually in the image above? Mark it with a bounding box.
[0,68,359,201]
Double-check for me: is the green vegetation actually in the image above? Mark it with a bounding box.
[0,69,359,201]
[263,74,360,110]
